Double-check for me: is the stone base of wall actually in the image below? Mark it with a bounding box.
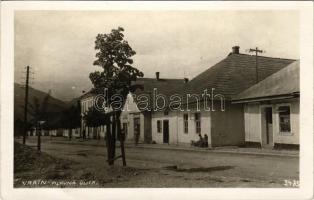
[245,141,262,148]
[274,143,299,150]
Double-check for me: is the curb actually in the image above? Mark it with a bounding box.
[41,140,299,158]
[130,145,299,158]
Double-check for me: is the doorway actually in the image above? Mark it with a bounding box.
[134,117,140,144]
[163,120,169,143]
[262,107,273,147]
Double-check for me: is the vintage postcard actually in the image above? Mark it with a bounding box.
[0,1,313,200]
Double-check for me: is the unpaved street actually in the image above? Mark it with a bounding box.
[15,138,299,187]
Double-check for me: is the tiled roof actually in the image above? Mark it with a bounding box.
[232,61,299,102]
[131,77,185,111]
[180,53,296,101]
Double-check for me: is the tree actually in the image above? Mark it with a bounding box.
[28,91,51,151]
[61,101,81,140]
[90,27,143,166]
[83,107,108,139]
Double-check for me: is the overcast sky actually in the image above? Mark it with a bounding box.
[15,10,299,101]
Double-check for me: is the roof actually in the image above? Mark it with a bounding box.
[132,77,184,96]
[79,90,95,100]
[232,61,299,103]
[80,77,185,111]
[131,77,185,111]
[180,53,296,101]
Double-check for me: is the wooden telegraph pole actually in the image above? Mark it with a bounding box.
[23,66,30,144]
[249,47,264,83]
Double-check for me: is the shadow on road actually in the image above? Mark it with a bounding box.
[163,165,234,173]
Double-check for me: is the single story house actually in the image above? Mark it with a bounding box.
[232,61,300,149]
[124,46,296,147]
[121,74,186,143]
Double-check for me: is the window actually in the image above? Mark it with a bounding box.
[183,114,189,134]
[195,113,201,134]
[123,123,128,136]
[157,120,162,133]
[278,106,291,132]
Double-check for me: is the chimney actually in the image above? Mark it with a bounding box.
[156,72,160,80]
[232,46,240,54]
[184,78,189,83]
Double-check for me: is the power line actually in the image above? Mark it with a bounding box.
[249,47,265,83]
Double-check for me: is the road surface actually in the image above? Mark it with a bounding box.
[15,137,299,187]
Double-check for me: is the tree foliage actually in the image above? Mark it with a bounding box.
[89,27,144,166]
[61,101,81,129]
[28,90,51,125]
[83,108,108,128]
[90,27,144,108]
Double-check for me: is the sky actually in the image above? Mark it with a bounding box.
[15,10,299,101]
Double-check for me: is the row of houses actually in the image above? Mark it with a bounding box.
[80,46,300,149]
[27,128,81,138]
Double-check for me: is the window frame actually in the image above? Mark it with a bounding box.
[195,113,201,134]
[157,120,162,133]
[183,113,189,134]
[278,104,292,134]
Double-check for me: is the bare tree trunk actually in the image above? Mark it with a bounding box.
[106,119,113,165]
[116,115,126,166]
[109,113,116,165]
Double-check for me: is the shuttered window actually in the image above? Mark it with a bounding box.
[183,114,188,134]
[157,120,162,133]
[195,113,201,134]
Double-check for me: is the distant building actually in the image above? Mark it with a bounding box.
[80,91,106,139]
[232,61,300,149]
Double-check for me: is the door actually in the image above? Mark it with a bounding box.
[163,120,169,143]
[134,118,140,143]
[262,107,273,147]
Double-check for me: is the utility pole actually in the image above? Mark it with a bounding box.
[23,66,30,144]
[249,47,264,83]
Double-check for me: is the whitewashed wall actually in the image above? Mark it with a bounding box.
[244,103,262,142]
[121,93,145,142]
[49,130,57,136]
[244,99,299,145]
[62,129,69,137]
[177,110,211,145]
[273,100,299,144]
[151,109,211,145]
[151,111,178,144]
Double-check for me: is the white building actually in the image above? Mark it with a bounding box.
[80,91,106,139]
[232,61,300,149]
[121,74,185,143]
[123,46,296,147]
[80,46,297,148]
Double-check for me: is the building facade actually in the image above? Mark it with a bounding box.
[79,46,298,149]
[232,61,300,148]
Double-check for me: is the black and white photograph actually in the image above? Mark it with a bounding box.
[0,1,313,200]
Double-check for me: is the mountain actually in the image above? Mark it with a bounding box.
[65,97,81,108]
[14,83,69,122]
